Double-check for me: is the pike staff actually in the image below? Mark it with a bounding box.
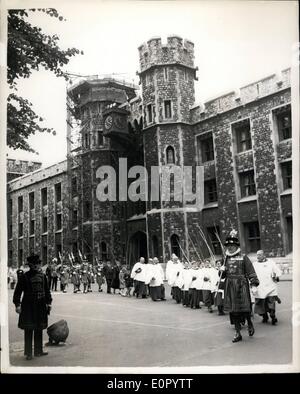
[197,225,216,263]
[187,231,204,264]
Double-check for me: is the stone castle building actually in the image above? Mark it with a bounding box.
[7,36,293,267]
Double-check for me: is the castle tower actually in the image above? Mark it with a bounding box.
[67,78,137,263]
[138,36,199,262]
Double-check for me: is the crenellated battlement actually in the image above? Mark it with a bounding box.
[190,68,291,123]
[138,35,195,73]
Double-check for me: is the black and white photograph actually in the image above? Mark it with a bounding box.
[0,0,299,374]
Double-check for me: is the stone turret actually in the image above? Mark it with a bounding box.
[138,36,198,125]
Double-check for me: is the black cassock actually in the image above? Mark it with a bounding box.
[223,254,259,324]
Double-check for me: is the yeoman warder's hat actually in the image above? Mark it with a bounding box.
[26,254,42,265]
[224,229,240,247]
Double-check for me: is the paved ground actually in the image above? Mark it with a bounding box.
[7,281,292,368]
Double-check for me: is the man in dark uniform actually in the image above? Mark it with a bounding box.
[102,261,114,294]
[221,230,259,343]
[16,265,25,282]
[13,254,52,360]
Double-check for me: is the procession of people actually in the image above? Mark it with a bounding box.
[11,228,284,360]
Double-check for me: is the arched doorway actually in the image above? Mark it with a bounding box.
[127,231,148,268]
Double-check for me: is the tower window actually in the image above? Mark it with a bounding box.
[164,67,169,81]
[239,170,256,198]
[164,100,172,119]
[147,104,153,124]
[204,179,218,204]
[233,121,252,153]
[166,146,175,164]
[277,110,292,140]
[281,161,292,190]
[98,130,104,146]
[183,69,188,81]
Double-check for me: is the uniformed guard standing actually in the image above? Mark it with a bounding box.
[13,255,52,360]
[221,230,259,343]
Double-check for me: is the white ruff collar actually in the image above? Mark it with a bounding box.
[225,248,241,257]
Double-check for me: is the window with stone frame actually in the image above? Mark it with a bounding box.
[8,223,12,239]
[41,187,47,206]
[18,247,23,267]
[206,226,222,255]
[198,135,214,163]
[71,177,78,196]
[164,67,169,81]
[56,244,62,260]
[164,100,172,119]
[166,146,175,164]
[239,170,256,198]
[281,161,292,190]
[42,216,48,233]
[56,213,62,230]
[8,248,13,266]
[233,121,252,153]
[98,130,104,146]
[29,236,35,255]
[18,195,23,213]
[18,222,23,237]
[29,192,34,210]
[204,179,218,204]
[72,209,78,227]
[244,221,261,253]
[30,219,35,235]
[277,109,292,141]
[84,133,90,148]
[147,104,153,124]
[42,245,47,265]
[55,183,62,202]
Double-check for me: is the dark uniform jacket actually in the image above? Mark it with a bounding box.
[223,254,259,313]
[13,269,52,330]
